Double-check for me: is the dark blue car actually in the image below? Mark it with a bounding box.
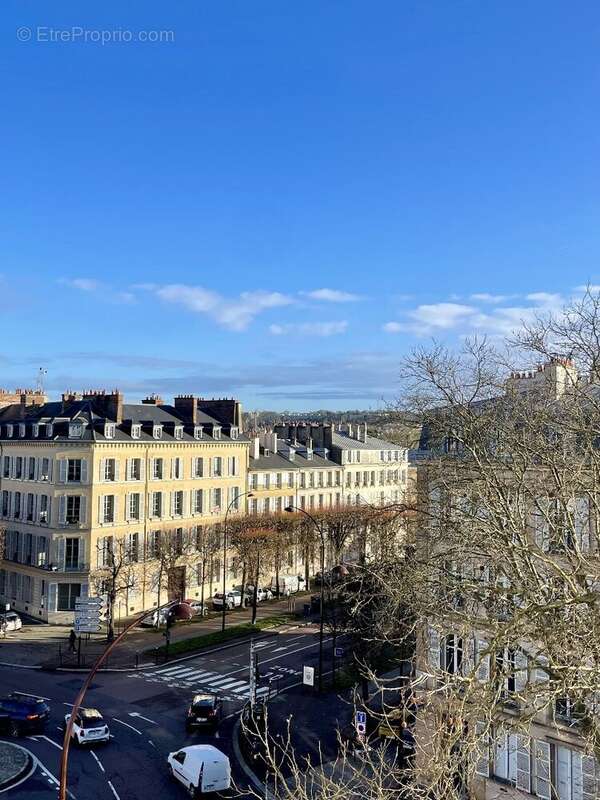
[0,692,50,736]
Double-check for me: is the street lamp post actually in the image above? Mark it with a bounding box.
[285,505,325,693]
[221,490,254,633]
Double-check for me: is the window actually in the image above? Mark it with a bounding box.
[46,423,53,438]
[6,425,13,438]
[69,423,83,438]
[174,425,184,440]
[104,423,115,439]
[153,424,162,439]
[66,496,81,524]
[251,473,259,490]
[128,493,141,521]
[211,488,222,512]
[32,423,39,438]
[15,457,23,479]
[173,491,184,516]
[442,634,463,674]
[249,498,258,515]
[152,458,163,480]
[194,426,203,439]
[39,495,49,523]
[68,459,82,482]
[131,424,141,439]
[127,459,142,480]
[65,538,80,569]
[102,495,115,524]
[230,426,239,440]
[148,530,161,559]
[193,489,203,514]
[211,457,223,477]
[276,473,282,488]
[151,492,162,518]
[126,532,139,563]
[57,583,81,611]
[264,473,271,489]
[172,458,182,479]
[213,427,221,440]
[103,459,116,481]
[40,458,50,481]
[1,491,8,517]
[287,472,294,487]
[193,458,204,478]
[3,456,9,478]
[28,458,36,480]
[19,423,25,438]
[228,456,238,476]
[494,732,518,784]
[14,492,21,519]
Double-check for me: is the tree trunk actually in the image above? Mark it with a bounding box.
[241,562,247,606]
[107,587,116,642]
[252,555,260,625]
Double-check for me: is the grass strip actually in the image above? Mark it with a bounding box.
[153,615,293,657]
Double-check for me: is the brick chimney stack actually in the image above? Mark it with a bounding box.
[82,389,124,424]
[174,395,198,424]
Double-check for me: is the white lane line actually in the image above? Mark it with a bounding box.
[203,676,242,688]
[108,780,120,800]
[38,734,63,750]
[212,679,245,690]
[231,684,251,694]
[113,718,142,735]
[215,679,246,690]
[129,712,157,725]
[155,666,198,677]
[90,750,105,773]
[272,647,287,652]
[63,702,74,707]
[179,670,214,682]
[148,739,156,748]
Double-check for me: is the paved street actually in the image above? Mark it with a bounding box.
[0,625,332,799]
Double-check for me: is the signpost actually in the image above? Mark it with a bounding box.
[355,710,367,742]
[303,665,315,687]
[74,597,104,635]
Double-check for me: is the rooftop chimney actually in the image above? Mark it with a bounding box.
[173,395,197,424]
[142,394,163,405]
[82,389,124,423]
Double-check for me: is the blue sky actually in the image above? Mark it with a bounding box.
[2,1,600,409]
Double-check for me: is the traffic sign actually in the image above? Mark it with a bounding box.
[74,623,101,633]
[75,598,103,608]
[355,711,367,725]
[334,647,344,658]
[303,666,315,687]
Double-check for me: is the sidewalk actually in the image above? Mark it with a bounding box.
[0,593,313,670]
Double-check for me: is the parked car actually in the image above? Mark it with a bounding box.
[185,693,222,731]
[140,606,175,627]
[244,585,272,603]
[0,692,50,737]
[270,575,305,596]
[64,708,110,745]
[183,599,210,617]
[0,611,22,632]
[167,744,231,796]
[212,590,243,610]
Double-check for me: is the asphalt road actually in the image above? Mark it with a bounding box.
[0,626,330,800]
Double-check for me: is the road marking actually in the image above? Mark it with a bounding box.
[148,739,156,748]
[215,679,247,690]
[108,780,120,800]
[113,718,142,735]
[203,676,242,688]
[272,647,287,652]
[90,750,105,773]
[63,702,74,707]
[38,734,63,750]
[231,684,251,694]
[178,670,213,681]
[129,712,157,725]
[211,679,244,690]
[155,666,198,677]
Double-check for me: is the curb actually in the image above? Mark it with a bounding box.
[0,621,310,674]
[232,717,273,800]
[0,742,35,793]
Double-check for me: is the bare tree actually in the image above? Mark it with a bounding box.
[90,535,137,642]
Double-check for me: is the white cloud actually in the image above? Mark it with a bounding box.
[574,284,600,293]
[525,292,563,307]
[59,277,100,292]
[470,293,510,303]
[384,302,477,335]
[382,322,404,333]
[147,284,294,331]
[303,288,362,303]
[269,321,348,337]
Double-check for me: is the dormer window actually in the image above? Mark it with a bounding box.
[131,424,141,440]
[230,427,239,440]
[6,425,13,438]
[32,424,39,438]
[19,424,26,438]
[46,423,53,438]
[153,424,163,440]
[69,423,83,439]
[213,427,221,440]
[174,425,184,440]
[194,426,203,439]
[104,423,116,439]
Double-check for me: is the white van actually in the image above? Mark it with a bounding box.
[270,574,305,596]
[167,744,231,796]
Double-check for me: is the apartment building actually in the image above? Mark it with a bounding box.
[0,390,249,623]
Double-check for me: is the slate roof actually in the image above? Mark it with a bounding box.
[331,431,406,452]
[250,449,339,471]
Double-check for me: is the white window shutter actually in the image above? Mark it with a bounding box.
[534,654,549,683]
[98,496,103,524]
[516,735,531,793]
[99,459,105,481]
[139,458,145,482]
[582,755,598,800]
[125,493,131,522]
[534,740,551,800]
[125,459,131,481]
[113,496,119,523]
[475,721,490,777]
[47,583,57,612]
[81,459,88,484]
[59,460,68,484]
[57,537,66,569]
[138,492,144,521]
[47,496,52,525]
[58,495,67,524]
[80,496,87,526]
[181,491,187,517]
[556,746,571,800]
[477,640,490,682]
[428,626,440,670]
[78,537,86,570]
[80,581,88,598]
[114,460,120,481]
[533,498,550,551]
[170,492,175,516]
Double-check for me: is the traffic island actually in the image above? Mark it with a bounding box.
[0,740,33,790]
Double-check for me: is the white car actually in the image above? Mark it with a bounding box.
[245,586,273,602]
[183,599,210,617]
[212,590,243,610]
[167,744,231,796]
[0,612,22,632]
[64,708,110,745]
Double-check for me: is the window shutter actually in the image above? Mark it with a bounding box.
[515,649,528,694]
[125,493,131,522]
[114,460,120,481]
[78,537,86,570]
[59,460,68,484]
[79,496,87,526]
[181,491,188,517]
[139,458,145,482]
[582,755,598,800]
[477,640,490,682]
[81,459,88,484]
[125,459,131,481]
[57,538,66,570]
[80,581,88,599]
[572,496,590,552]
[113,496,119,523]
[516,735,531,793]
[47,496,52,525]
[98,496,103,524]
[533,498,550,551]
[100,459,106,481]
[556,746,571,800]
[138,493,144,521]
[475,721,490,777]
[428,626,440,670]
[18,533,26,564]
[534,654,549,684]
[170,492,175,516]
[534,740,551,800]
[48,459,53,482]
[58,495,67,524]
[47,582,57,612]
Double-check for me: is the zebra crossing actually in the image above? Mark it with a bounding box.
[127,662,271,702]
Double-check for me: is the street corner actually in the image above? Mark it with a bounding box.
[0,739,35,790]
